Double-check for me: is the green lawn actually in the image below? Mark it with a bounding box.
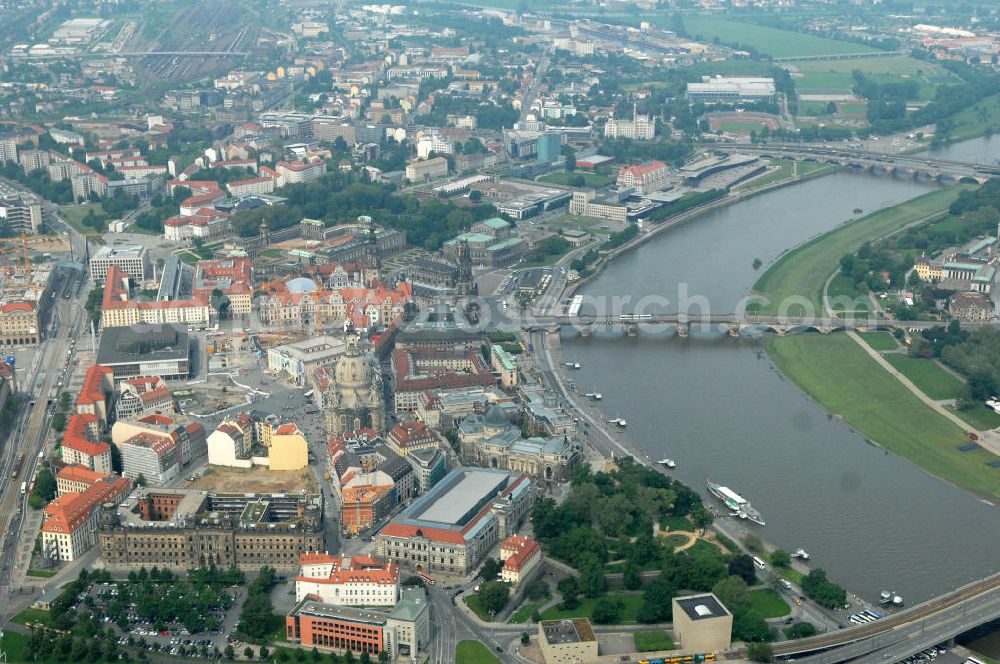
[456,640,501,664]
[538,171,615,188]
[777,567,805,585]
[13,607,54,626]
[796,71,855,93]
[938,93,1000,143]
[768,335,1000,500]
[509,600,547,624]
[949,403,1000,430]
[794,56,956,100]
[60,204,106,235]
[0,633,30,663]
[838,103,869,115]
[26,568,57,578]
[464,593,496,621]
[734,161,795,192]
[634,630,675,652]
[884,355,965,400]
[748,588,791,618]
[719,119,772,134]
[660,515,694,531]
[752,187,965,316]
[539,593,646,623]
[682,17,879,59]
[858,331,898,351]
[797,161,836,177]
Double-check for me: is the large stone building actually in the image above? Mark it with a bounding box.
[374,468,534,576]
[42,475,132,562]
[294,552,400,606]
[459,404,581,482]
[97,489,324,571]
[321,336,387,436]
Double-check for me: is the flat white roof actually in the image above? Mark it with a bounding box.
[417,470,508,525]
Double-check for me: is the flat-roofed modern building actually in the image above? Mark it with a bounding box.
[90,245,152,284]
[672,593,733,652]
[285,587,430,658]
[374,468,534,576]
[686,76,776,103]
[96,324,190,381]
[538,618,598,664]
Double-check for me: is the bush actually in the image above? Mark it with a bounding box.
[784,621,818,639]
[800,569,847,610]
[591,598,623,624]
[747,643,773,663]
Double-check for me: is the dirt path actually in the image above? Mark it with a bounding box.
[652,522,727,554]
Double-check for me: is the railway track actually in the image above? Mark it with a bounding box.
[772,571,1000,656]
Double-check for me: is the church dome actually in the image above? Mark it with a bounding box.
[286,277,319,293]
[484,404,510,428]
[335,341,372,389]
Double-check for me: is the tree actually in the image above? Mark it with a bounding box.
[785,622,818,639]
[477,581,510,617]
[478,557,502,582]
[747,643,773,662]
[557,577,580,610]
[801,569,847,609]
[712,576,750,613]
[135,473,147,488]
[623,562,642,590]
[224,645,235,660]
[690,505,714,530]
[734,610,773,643]
[770,549,791,568]
[578,554,607,597]
[592,597,623,624]
[245,646,255,659]
[637,578,674,623]
[51,412,67,432]
[521,632,530,645]
[728,555,757,585]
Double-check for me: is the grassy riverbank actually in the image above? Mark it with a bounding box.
[751,186,966,316]
[767,335,1000,500]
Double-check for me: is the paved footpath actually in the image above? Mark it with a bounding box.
[847,331,1000,456]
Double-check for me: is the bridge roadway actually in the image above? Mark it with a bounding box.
[769,569,1000,661]
[714,142,1000,180]
[526,312,987,336]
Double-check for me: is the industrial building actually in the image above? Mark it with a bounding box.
[686,76,777,103]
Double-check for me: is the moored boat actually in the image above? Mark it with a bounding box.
[707,481,765,526]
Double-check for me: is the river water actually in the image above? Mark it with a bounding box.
[563,140,1000,604]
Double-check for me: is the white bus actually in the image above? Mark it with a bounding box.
[20,482,27,494]
[752,555,767,570]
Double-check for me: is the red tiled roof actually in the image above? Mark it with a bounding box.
[77,364,113,407]
[0,301,35,313]
[42,476,131,535]
[56,464,110,487]
[63,413,110,458]
[296,554,398,585]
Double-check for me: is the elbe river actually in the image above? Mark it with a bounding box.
[562,138,1000,604]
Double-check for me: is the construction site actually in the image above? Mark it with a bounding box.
[186,463,317,494]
